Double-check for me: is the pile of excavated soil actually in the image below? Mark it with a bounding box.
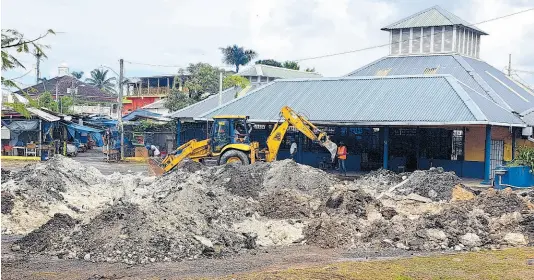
[1,156,154,235]
[395,167,461,201]
[353,169,403,196]
[7,158,534,264]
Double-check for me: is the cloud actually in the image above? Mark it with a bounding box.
[1,0,533,86]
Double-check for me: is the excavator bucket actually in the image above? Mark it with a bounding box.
[322,140,338,162]
[148,158,166,176]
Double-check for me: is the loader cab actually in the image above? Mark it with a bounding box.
[211,116,250,153]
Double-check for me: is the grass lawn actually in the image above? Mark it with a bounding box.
[219,247,534,280]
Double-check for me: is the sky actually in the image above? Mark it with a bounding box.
[2,0,534,88]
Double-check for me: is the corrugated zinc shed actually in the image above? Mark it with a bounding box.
[200,75,525,127]
[346,54,534,113]
[238,64,322,79]
[381,5,487,35]
[166,87,241,118]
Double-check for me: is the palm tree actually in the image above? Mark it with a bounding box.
[71,71,84,79]
[85,69,116,94]
[220,45,257,73]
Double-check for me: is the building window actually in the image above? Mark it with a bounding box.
[260,76,268,82]
[423,67,439,75]
[375,68,392,76]
[401,28,410,54]
[391,29,400,54]
[422,27,432,53]
[412,28,421,53]
[433,26,443,52]
[444,26,453,51]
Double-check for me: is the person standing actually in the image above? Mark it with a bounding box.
[290,141,297,160]
[337,141,347,176]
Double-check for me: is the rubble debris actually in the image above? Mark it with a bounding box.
[4,157,534,264]
[1,191,15,214]
[395,168,461,201]
[15,213,78,254]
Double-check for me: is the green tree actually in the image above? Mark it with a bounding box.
[183,63,224,100]
[71,71,84,79]
[255,59,283,67]
[1,29,55,88]
[282,61,300,70]
[164,88,195,112]
[305,67,316,72]
[85,69,116,94]
[223,75,250,90]
[220,45,257,72]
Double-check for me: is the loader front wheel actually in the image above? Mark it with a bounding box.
[219,150,250,165]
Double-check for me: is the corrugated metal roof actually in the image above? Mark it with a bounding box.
[26,107,61,122]
[200,75,523,126]
[461,56,534,113]
[142,98,166,109]
[459,84,524,125]
[166,87,241,118]
[238,64,322,79]
[382,6,487,34]
[347,54,532,114]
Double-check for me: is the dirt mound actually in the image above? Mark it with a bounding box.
[15,213,78,254]
[259,189,315,219]
[1,191,15,214]
[353,169,403,194]
[176,159,204,173]
[395,168,461,201]
[303,216,354,248]
[475,189,529,216]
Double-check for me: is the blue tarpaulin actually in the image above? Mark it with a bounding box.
[66,123,104,147]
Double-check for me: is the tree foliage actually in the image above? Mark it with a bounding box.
[85,69,116,94]
[255,59,283,67]
[164,88,195,112]
[220,45,257,72]
[282,61,300,70]
[223,75,250,90]
[71,71,84,79]
[1,29,55,88]
[183,63,224,100]
[305,67,316,72]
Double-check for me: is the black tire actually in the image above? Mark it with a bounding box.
[219,150,250,165]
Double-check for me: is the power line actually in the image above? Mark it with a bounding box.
[4,69,34,81]
[123,60,232,70]
[294,7,534,62]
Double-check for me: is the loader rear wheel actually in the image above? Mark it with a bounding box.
[219,150,250,165]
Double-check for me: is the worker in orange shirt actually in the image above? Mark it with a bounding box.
[337,141,347,176]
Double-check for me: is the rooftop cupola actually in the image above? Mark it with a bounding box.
[382,6,488,58]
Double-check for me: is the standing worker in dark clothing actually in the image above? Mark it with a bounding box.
[337,141,347,176]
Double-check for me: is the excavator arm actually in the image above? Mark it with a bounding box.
[264,106,338,162]
[149,139,210,175]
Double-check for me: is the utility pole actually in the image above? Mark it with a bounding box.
[218,71,223,106]
[508,54,512,77]
[35,51,42,84]
[119,59,125,160]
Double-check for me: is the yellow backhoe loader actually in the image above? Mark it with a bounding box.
[149,106,337,175]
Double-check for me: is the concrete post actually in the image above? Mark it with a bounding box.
[482,125,492,184]
[511,127,516,160]
[383,127,389,170]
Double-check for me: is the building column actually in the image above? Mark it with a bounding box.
[383,127,389,170]
[482,125,492,184]
[415,127,421,170]
[176,120,181,148]
[512,127,516,160]
[297,132,303,163]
